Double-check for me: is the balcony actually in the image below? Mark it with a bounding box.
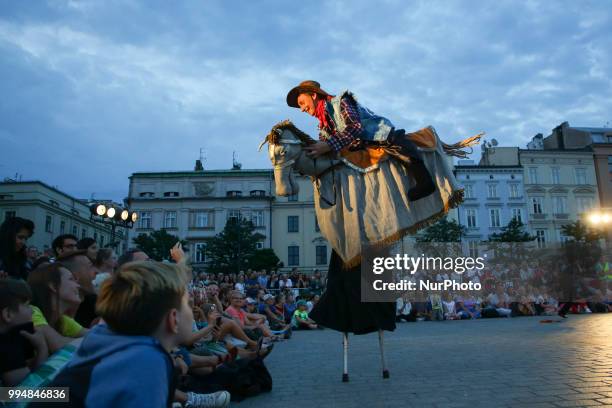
[530,213,547,220]
[554,213,569,219]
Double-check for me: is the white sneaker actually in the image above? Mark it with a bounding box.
[185,391,231,408]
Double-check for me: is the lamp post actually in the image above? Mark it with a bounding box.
[90,203,138,250]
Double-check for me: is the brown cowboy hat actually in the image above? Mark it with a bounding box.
[286,80,331,108]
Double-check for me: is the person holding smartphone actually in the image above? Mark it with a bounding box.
[0,279,49,386]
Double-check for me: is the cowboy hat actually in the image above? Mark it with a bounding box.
[286,80,331,108]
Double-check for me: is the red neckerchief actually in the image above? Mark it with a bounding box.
[314,97,331,130]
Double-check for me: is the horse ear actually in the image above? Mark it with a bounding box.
[258,135,269,152]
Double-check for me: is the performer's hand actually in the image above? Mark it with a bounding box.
[304,141,332,158]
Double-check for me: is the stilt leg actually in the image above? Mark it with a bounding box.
[379,330,390,379]
[342,332,349,382]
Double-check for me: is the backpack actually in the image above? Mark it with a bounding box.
[180,357,272,402]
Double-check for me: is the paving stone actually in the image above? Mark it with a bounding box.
[238,314,611,408]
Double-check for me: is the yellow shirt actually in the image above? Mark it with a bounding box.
[31,305,83,338]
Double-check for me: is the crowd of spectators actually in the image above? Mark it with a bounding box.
[395,256,612,322]
[0,216,324,407]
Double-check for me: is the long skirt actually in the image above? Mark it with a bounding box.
[310,250,396,335]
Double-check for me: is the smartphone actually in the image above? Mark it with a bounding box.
[7,321,36,360]
[215,316,222,328]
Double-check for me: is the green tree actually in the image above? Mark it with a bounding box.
[487,217,536,261]
[416,216,466,243]
[247,248,281,271]
[488,218,535,242]
[206,218,267,274]
[561,220,604,243]
[132,229,187,261]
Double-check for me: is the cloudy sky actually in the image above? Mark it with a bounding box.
[1,0,611,202]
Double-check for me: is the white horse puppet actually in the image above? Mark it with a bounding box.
[260,120,481,268]
[260,120,480,382]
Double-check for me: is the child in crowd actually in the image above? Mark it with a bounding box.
[291,300,320,330]
[0,279,49,386]
[35,261,230,408]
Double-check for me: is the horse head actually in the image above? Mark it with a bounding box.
[259,120,312,196]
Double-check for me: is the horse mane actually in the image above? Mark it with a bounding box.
[267,120,317,145]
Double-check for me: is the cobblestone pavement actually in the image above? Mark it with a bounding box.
[238,314,612,408]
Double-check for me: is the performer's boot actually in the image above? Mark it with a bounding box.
[384,129,436,201]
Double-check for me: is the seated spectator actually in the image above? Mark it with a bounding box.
[260,294,290,332]
[76,237,98,263]
[225,291,277,340]
[51,234,78,258]
[92,248,117,293]
[58,250,98,328]
[0,279,48,386]
[284,293,297,323]
[485,284,512,317]
[27,263,87,354]
[396,296,414,322]
[0,217,35,280]
[36,261,230,408]
[442,293,459,320]
[291,301,319,329]
[306,294,320,313]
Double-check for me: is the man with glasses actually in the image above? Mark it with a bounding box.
[52,234,78,257]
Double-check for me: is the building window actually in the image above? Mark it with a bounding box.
[528,167,538,184]
[288,246,299,266]
[250,190,266,197]
[60,220,66,234]
[81,228,87,239]
[468,241,479,258]
[139,212,152,229]
[576,197,593,214]
[288,193,298,202]
[557,230,570,244]
[256,241,264,250]
[314,216,320,232]
[194,243,206,263]
[536,230,547,248]
[227,210,241,221]
[551,167,560,184]
[553,196,567,214]
[509,184,519,198]
[487,184,498,198]
[194,211,213,228]
[100,235,104,247]
[163,191,180,197]
[316,245,327,265]
[164,211,177,228]
[466,209,477,228]
[93,232,98,242]
[574,168,586,185]
[4,211,16,221]
[45,215,53,233]
[511,208,523,223]
[288,216,299,233]
[251,210,264,227]
[608,156,612,173]
[464,184,473,198]
[226,190,242,198]
[531,197,543,214]
[72,225,78,235]
[489,209,501,228]
[139,192,155,198]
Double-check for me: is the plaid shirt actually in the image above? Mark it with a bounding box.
[319,95,363,152]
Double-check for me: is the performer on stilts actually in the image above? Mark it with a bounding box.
[285,80,439,382]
